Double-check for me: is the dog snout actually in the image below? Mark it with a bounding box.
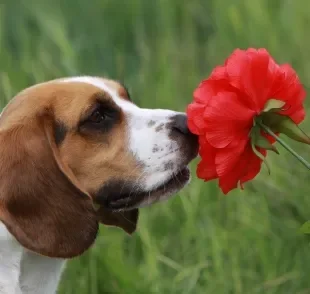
[171,114,191,135]
[170,114,199,161]
[170,114,197,140]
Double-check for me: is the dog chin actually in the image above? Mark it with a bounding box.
[101,166,191,211]
[137,167,191,208]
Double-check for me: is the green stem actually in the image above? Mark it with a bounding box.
[256,120,310,170]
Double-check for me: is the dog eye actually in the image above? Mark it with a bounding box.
[89,109,106,123]
[79,102,120,133]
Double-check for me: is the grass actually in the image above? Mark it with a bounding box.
[1,0,310,293]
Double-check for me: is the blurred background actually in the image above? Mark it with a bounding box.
[1,0,310,293]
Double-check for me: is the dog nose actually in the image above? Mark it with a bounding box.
[171,114,191,135]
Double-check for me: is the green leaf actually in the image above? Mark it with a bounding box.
[263,99,286,112]
[251,141,271,174]
[300,221,310,234]
[250,125,279,154]
[255,135,279,154]
[261,113,310,144]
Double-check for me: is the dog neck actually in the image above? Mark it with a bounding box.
[0,223,66,294]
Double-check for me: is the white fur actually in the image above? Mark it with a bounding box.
[19,252,65,294]
[0,223,23,294]
[0,76,189,293]
[0,223,65,294]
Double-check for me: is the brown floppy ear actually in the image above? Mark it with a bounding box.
[0,114,98,258]
[97,207,139,235]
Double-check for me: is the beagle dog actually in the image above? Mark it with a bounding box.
[0,76,198,294]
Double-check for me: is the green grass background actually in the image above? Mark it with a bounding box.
[1,0,310,293]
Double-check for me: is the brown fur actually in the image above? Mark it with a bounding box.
[102,79,131,101]
[0,80,142,258]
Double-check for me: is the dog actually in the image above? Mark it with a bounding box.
[0,76,198,294]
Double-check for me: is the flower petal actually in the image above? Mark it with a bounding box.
[270,64,306,124]
[270,64,303,101]
[193,78,236,105]
[289,107,306,124]
[196,139,218,180]
[204,91,255,148]
[193,80,216,104]
[186,103,206,135]
[226,48,274,111]
[269,64,306,124]
[218,142,264,194]
[240,147,266,186]
[197,159,218,181]
[215,136,248,176]
[247,49,274,109]
[209,66,228,80]
[218,170,240,194]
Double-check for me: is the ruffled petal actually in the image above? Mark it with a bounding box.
[209,66,228,80]
[215,136,248,176]
[193,80,217,104]
[218,170,240,195]
[246,48,275,110]
[218,142,264,194]
[289,107,306,124]
[269,64,306,124]
[193,78,236,105]
[226,48,274,111]
[269,64,303,102]
[186,103,206,135]
[204,91,255,148]
[196,139,218,180]
[240,147,266,186]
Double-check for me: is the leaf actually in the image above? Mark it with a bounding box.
[251,141,271,174]
[262,113,310,144]
[300,221,310,234]
[278,118,310,144]
[263,99,286,113]
[250,125,279,154]
[255,135,279,154]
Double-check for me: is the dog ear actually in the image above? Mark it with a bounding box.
[97,207,139,235]
[0,113,98,258]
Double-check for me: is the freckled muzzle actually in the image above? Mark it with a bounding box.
[94,111,199,211]
[108,115,197,209]
[168,114,199,165]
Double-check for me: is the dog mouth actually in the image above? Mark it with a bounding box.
[101,167,191,211]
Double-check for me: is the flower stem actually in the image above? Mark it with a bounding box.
[256,120,310,170]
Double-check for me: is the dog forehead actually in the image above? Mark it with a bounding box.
[0,77,139,130]
[2,82,99,122]
[61,77,179,123]
[61,77,138,112]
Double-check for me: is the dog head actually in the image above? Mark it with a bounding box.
[0,76,198,258]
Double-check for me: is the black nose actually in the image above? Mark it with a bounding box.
[171,114,191,135]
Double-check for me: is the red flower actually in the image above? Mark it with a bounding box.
[187,48,306,194]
